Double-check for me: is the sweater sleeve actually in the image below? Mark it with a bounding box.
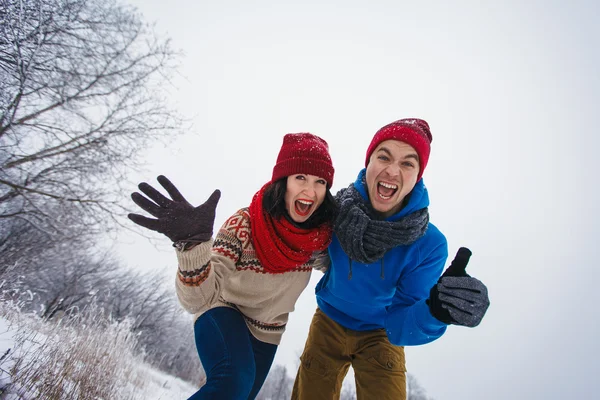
[384,240,449,346]
[174,210,244,315]
[311,249,331,273]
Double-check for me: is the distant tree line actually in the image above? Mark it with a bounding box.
[255,365,434,400]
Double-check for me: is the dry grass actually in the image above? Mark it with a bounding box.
[0,302,143,399]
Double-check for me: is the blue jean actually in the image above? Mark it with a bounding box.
[188,307,278,400]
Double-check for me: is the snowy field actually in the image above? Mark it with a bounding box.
[0,302,434,399]
[0,307,198,399]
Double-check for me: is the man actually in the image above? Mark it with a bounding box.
[292,118,490,400]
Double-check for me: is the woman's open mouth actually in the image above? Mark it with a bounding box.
[294,199,314,217]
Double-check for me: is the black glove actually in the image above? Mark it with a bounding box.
[128,175,221,243]
[427,247,490,327]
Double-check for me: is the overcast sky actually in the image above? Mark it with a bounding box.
[116,1,600,398]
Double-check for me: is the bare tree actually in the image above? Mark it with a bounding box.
[0,0,214,389]
[1,226,122,319]
[0,0,182,238]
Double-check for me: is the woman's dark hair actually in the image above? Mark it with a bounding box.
[263,178,338,229]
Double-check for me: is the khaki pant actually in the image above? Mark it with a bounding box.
[292,308,406,400]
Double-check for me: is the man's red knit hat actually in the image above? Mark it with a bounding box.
[272,133,334,187]
[365,118,433,181]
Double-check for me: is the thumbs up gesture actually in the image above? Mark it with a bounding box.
[427,248,490,327]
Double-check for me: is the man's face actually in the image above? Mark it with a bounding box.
[365,139,420,218]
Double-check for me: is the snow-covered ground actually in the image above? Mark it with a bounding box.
[0,310,198,399]
[123,361,199,399]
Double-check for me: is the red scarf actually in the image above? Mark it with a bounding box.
[248,183,332,273]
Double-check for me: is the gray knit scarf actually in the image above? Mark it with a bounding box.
[334,180,429,264]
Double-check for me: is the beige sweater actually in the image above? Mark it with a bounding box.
[175,208,328,345]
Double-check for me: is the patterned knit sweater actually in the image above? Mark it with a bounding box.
[175,208,329,345]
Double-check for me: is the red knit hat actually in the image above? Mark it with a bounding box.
[272,133,334,187]
[365,118,433,181]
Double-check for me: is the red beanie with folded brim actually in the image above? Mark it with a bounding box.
[365,118,432,182]
[272,133,335,187]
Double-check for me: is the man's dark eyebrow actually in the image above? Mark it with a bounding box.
[376,146,419,161]
[376,147,393,157]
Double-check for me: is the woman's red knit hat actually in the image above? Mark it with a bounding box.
[365,118,433,181]
[272,133,334,187]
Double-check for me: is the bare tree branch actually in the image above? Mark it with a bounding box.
[0,0,184,236]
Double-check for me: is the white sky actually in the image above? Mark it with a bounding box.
[116,1,600,399]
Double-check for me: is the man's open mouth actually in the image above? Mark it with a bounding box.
[377,181,398,200]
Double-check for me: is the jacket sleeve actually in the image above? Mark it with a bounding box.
[174,210,244,315]
[384,240,449,346]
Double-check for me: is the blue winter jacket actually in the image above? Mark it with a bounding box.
[316,169,449,346]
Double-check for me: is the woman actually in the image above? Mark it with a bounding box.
[128,133,336,399]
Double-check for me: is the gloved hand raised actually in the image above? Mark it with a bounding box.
[427,247,490,327]
[128,175,221,243]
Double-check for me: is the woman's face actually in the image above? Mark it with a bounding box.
[284,174,328,223]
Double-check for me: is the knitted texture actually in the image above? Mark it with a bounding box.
[175,208,319,345]
[334,179,429,264]
[248,183,332,273]
[428,248,490,327]
[365,118,432,181]
[272,133,334,186]
[429,276,490,327]
[129,175,220,242]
